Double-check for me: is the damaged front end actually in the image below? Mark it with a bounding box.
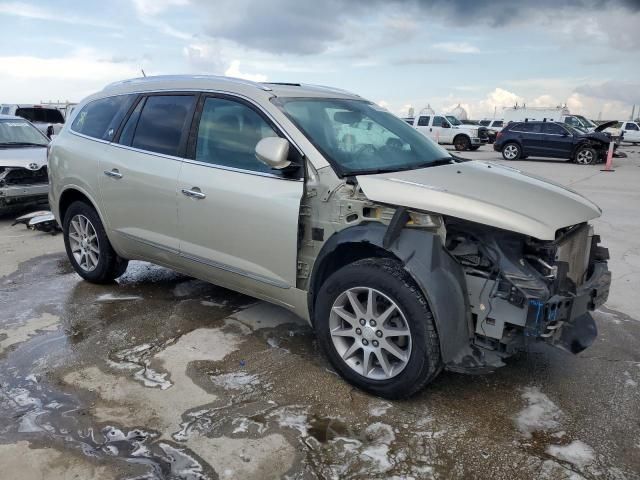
[0,165,49,212]
[447,219,611,368]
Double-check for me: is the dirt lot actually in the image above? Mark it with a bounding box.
[1,146,639,480]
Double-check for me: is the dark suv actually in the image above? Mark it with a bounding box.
[494,121,615,165]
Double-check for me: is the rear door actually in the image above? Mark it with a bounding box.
[176,94,303,300]
[99,93,196,262]
[511,123,543,156]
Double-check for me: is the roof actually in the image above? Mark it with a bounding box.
[99,75,361,101]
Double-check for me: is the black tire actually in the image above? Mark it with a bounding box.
[314,258,442,399]
[574,146,597,165]
[453,135,471,151]
[469,145,481,151]
[501,142,521,160]
[63,201,128,283]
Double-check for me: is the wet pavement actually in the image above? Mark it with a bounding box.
[1,147,639,479]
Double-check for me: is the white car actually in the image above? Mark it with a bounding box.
[617,121,640,144]
[411,112,489,150]
[0,104,65,138]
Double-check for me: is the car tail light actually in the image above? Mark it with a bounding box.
[496,131,503,140]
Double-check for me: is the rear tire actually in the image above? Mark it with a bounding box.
[502,142,521,160]
[574,146,597,165]
[63,201,128,283]
[453,135,471,151]
[314,258,442,399]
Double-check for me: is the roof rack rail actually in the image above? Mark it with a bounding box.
[103,75,273,92]
[302,83,359,97]
[263,82,302,87]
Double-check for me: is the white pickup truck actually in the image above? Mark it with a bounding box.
[605,121,640,144]
[411,113,489,151]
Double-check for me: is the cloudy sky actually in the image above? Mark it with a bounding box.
[1,0,639,119]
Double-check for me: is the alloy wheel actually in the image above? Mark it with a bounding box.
[329,287,412,380]
[503,144,519,159]
[576,149,594,165]
[68,214,100,272]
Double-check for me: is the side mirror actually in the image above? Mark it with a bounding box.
[255,137,291,169]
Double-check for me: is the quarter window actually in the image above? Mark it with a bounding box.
[417,116,430,126]
[72,95,136,141]
[130,95,195,157]
[195,97,280,174]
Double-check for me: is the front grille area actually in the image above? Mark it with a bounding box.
[478,127,489,139]
[0,166,48,186]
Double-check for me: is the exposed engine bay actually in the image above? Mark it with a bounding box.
[446,219,611,356]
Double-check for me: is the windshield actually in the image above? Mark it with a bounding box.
[575,115,596,128]
[0,119,49,146]
[273,98,451,175]
[446,115,462,126]
[15,107,64,124]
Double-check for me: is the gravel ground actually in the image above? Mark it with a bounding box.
[0,146,639,480]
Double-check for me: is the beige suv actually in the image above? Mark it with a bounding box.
[49,76,611,398]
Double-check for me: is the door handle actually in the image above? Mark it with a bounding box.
[181,188,206,199]
[104,169,123,179]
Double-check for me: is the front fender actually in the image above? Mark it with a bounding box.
[310,222,479,366]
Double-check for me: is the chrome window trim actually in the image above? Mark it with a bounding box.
[180,158,303,181]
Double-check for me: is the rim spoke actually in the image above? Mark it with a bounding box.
[89,244,100,254]
[376,304,397,324]
[331,327,355,338]
[381,339,408,362]
[361,349,372,376]
[332,306,358,327]
[384,326,410,337]
[88,251,99,268]
[366,288,375,317]
[342,341,360,360]
[346,291,365,318]
[376,350,392,377]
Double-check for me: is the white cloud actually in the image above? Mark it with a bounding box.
[132,0,189,16]
[0,1,118,28]
[0,49,139,102]
[224,60,267,82]
[433,42,480,54]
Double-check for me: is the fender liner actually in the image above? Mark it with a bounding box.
[309,222,495,368]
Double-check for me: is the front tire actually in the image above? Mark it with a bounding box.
[315,258,442,399]
[502,142,521,160]
[574,146,597,165]
[453,135,471,151]
[63,201,128,283]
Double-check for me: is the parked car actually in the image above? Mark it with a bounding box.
[0,115,50,214]
[410,112,489,150]
[503,106,594,131]
[494,120,616,164]
[0,104,65,138]
[49,76,611,398]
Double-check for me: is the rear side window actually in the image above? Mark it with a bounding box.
[512,122,542,133]
[479,120,490,126]
[0,107,10,115]
[130,95,196,157]
[72,95,136,141]
[16,107,65,124]
[417,116,430,126]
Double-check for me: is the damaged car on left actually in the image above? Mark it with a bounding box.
[0,114,50,215]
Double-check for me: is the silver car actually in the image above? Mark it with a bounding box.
[48,76,611,398]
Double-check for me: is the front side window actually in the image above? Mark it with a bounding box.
[72,95,136,141]
[417,116,430,126]
[479,120,490,126]
[0,119,49,146]
[626,123,639,131]
[195,97,279,174]
[543,123,566,135]
[1,107,10,115]
[130,95,195,156]
[273,97,451,176]
[445,116,461,126]
[493,120,503,127]
[433,116,445,127]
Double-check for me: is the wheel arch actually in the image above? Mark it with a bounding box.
[453,133,471,143]
[58,186,106,228]
[308,222,474,366]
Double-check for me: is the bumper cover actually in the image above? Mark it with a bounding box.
[0,183,49,208]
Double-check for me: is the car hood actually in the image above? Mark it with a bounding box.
[0,146,47,170]
[356,161,601,240]
[594,120,618,132]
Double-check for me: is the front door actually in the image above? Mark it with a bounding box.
[623,122,640,142]
[541,122,574,158]
[99,94,197,262]
[176,95,304,302]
